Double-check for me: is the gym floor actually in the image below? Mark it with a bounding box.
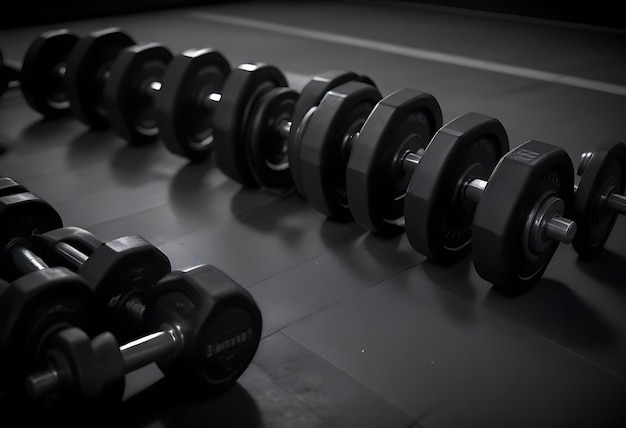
[1,1,625,427]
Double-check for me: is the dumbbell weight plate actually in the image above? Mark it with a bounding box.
[246,87,299,188]
[39,328,125,412]
[288,70,377,198]
[301,81,383,221]
[405,113,509,265]
[0,176,28,196]
[214,63,289,187]
[104,43,173,145]
[473,140,575,292]
[156,48,231,162]
[65,28,135,129]
[20,29,80,118]
[572,140,626,259]
[77,235,172,340]
[0,192,63,280]
[144,264,262,393]
[0,268,96,393]
[346,88,443,236]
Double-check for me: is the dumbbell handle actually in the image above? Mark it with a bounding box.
[147,80,221,111]
[26,323,184,399]
[605,192,626,215]
[463,177,576,244]
[54,241,89,269]
[10,244,50,274]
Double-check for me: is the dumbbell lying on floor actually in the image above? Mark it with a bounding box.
[12,27,137,121]
[32,226,172,341]
[25,262,262,411]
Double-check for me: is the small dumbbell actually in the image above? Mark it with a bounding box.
[405,112,578,291]
[32,226,172,341]
[18,27,136,121]
[0,190,97,395]
[26,263,262,408]
[214,67,375,190]
[571,140,626,258]
[298,83,442,224]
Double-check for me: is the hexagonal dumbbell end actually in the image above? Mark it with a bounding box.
[143,263,262,394]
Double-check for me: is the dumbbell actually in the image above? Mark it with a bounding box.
[25,263,262,409]
[571,140,626,258]
[17,27,136,121]
[32,226,172,341]
[404,112,578,291]
[214,66,376,190]
[296,83,442,225]
[100,43,228,150]
[0,188,97,396]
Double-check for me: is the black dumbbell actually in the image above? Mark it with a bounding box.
[62,27,137,129]
[342,88,445,235]
[25,263,262,408]
[103,43,230,150]
[17,27,136,121]
[215,67,376,190]
[298,83,442,224]
[405,112,578,291]
[32,226,172,341]
[571,140,626,259]
[0,189,97,396]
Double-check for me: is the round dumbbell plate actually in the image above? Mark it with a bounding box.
[214,63,288,187]
[405,112,509,265]
[104,43,173,145]
[247,87,299,188]
[347,88,443,236]
[156,48,231,162]
[473,140,575,292]
[300,81,382,221]
[572,140,626,259]
[65,27,135,129]
[20,29,80,118]
[288,70,376,198]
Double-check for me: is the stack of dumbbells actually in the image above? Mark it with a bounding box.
[0,177,262,421]
[1,26,624,295]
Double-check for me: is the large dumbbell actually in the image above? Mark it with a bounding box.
[341,88,445,235]
[214,67,376,190]
[18,27,136,121]
[298,83,442,224]
[32,226,172,340]
[571,140,626,258]
[405,112,579,291]
[25,263,262,408]
[0,188,97,396]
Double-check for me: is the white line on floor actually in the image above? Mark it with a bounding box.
[190,12,626,97]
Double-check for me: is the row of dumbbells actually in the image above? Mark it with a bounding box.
[3,27,626,293]
[0,177,262,418]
